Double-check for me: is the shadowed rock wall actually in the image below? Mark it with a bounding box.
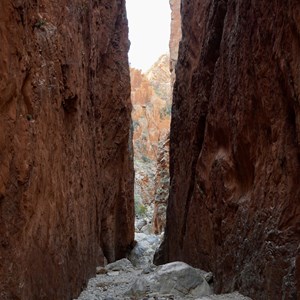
[0,0,134,299]
[156,0,300,299]
[153,133,170,234]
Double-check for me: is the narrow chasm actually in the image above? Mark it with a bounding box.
[76,0,250,299]
[1,0,299,299]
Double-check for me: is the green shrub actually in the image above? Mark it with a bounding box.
[135,201,147,217]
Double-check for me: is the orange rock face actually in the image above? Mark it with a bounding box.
[131,55,171,207]
[131,55,171,161]
[169,0,182,82]
[0,1,134,299]
[156,1,300,299]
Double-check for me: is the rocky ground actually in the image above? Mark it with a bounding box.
[74,226,252,300]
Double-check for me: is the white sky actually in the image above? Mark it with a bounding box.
[126,0,171,72]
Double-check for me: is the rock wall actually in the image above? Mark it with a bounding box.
[153,133,170,234]
[131,55,171,208]
[131,55,171,162]
[156,1,300,299]
[0,1,134,299]
[169,0,182,83]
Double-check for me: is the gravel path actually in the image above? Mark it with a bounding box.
[74,250,251,299]
[74,265,251,300]
[74,228,251,300]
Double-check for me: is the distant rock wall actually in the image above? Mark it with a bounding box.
[156,1,300,299]
[0,0,134,299]
[169,0,182,82]
[153,134,170,234]
[131,55,171,207]
[131,55,171,162]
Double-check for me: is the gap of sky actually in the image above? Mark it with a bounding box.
[126,0,171,72]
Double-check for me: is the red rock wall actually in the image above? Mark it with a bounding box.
[131,55,171,161]
[156,0,300,299]
[0,1,134,299]
[130,68,153,106]
[130,56,171,221]
[169,0,182,82]
[153,134,170,234]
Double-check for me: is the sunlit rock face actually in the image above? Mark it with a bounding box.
[131,55,171,161]
[131,54,171,212]
[147,0,181,235]
[0,0,134,299]
[156,1,300,299]
[169,0,182,83]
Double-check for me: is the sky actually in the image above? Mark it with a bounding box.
[126,0,171,72]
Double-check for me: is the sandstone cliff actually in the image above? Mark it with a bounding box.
[153,133,170,234]
[169,0,182,83]
[0,1,134,299]
[156,1,300,299]
[131,55,171,161]
[131,55,171,209]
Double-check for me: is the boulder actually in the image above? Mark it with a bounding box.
[128,233,160,268]
[125,261,213,298]
[135,218,147,231]
[96,267,107,275]
[105,258,134,272]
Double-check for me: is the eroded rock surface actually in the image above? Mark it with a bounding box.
[169,0,182,83]
[128,232,160,268]
[153,133,170,234]
[125,261,213,299]
[76,258,251,300]
[131,55,171,162]
[131,55,171,220]
[156,1,300,299]
[0,1,134,299]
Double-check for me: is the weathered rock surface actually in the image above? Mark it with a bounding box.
[125,261,213,299]
[169,0,182,83]
[156,1,300,299]
[146,55,172,103]
[76,258,251,300]
[0,1,134,299]
[128,233,160,268]
[105,258,134,273]
[131,55,171,219]
[153,133,170,234]
[131,54,171,162]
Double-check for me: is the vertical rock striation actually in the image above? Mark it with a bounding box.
[153,133,170,234]
[156,0,300,299]
[0,0,134,299]
[131,55,172,162]
[169,0,182,83]
[131,55,171,209]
